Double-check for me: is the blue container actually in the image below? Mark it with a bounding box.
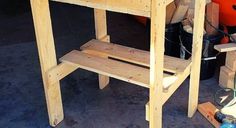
[220,123,236,128]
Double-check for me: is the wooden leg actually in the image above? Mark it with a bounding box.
[149,0,166,128]
[188,0,206,117]
[94,9,110,89]
[30,0,64,126]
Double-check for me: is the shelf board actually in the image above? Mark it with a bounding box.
[60,50,177,89]
[81,39,191,74]
[214,43,236,52]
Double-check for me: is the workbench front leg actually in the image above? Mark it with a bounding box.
[149,0,166,128]
[31,0,64,126]
[188,0,206,117]
[94,9,110,89]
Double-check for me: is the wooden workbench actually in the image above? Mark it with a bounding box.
[30,0,206,127]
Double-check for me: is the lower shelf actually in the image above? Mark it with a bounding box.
[60,50,177,89]
[81,39,191,73]
[59,39,192,89]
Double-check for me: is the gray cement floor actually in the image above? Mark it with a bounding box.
[0,2,221,128]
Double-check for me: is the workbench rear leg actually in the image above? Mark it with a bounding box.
[30,0,64,126]
[149,0,166,128]
[188,0,206,117]
[94,9,110,89]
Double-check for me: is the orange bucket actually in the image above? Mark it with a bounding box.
[134,16,147,26]
[212,0,236,26]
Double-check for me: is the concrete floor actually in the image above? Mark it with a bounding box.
[0,2,221,128]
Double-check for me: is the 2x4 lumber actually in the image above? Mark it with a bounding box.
[149,0,166,127]
[205,2,219,35]
[146,63,191,121]
[51,0,151,17]
[166,2,176,24]
[94,9,110,89]
[219,66,235,89]
[226,51,236,71]
[46,63,78,86]
[214,43,236,52]
[166,0,174,6]
[198,102,221,128]
[170,4,189,24]
[81,39,191,74]
[60,50,177,89]
[30,0,63,126]
[162,63,191,104]
[188,0,206,118]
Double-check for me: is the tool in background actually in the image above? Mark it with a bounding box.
[215,111,236,128]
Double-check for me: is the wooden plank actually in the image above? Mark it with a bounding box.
[214,43,236,52]
[149,0,166,127]
[188,0,206,117]
[166,1,176,24]
[51,0,151,17]
[188,0,195,9]
[94,9,110,89]
[198,102,221,128]
[30,0,64,126]
[146,63,191,121]
[46,63,78,86]
[170,4,189,24]
[174,0,180,5]
[219,66,235,89]
[166,0,174,6]
[162,62,191,104]
[226,51,236,71]
[205,2,219,35]
[81,39,191,73]
[60,50,177,89]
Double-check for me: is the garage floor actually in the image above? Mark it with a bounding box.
[0,2,221,128]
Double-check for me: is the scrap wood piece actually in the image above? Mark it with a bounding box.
[189,0,195,9]
[226,51,236,71]
[171,4,189,24]
[185,8,194,23]
[214,43,236,52]
[166,2,177,24]
[174,0,180,5]
[205,2,219,35]
[198,102,221,128]
[177,0,191,5]
[219,66,235,89]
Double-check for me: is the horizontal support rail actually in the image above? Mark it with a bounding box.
[146,63,191,121]
[51,0,151,17]
[46,63,78,85]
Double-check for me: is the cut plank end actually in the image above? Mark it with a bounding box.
[214,43,236,52]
